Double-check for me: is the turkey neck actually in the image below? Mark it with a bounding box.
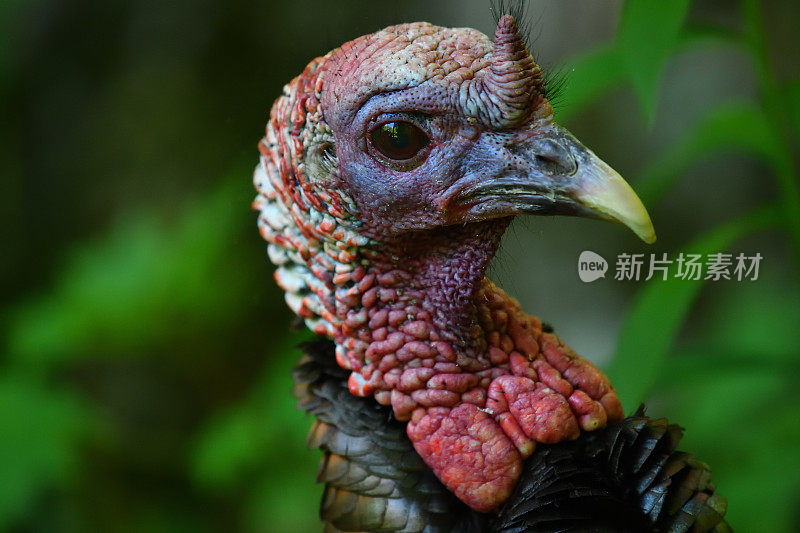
[335,218,512,383]
[364,218,510,340]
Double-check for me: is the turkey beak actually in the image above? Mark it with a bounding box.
[459,124,656,244]
[554,127,656,244]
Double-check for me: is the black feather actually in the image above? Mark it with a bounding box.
[541,64,569,109]
[294,339,730,532]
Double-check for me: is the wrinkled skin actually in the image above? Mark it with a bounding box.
[254,15,653,512]
[321,19,554,238]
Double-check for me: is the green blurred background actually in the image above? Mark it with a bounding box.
[2,0,799,531]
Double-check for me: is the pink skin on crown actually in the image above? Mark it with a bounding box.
[256,17,624,512]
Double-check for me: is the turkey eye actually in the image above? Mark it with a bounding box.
[370,121,429,162]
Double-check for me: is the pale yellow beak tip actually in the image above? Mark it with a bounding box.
[572,154,657,245]
[635,223,657,245]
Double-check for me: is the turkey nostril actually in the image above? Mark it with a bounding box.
[534,153,561,166]
[530,139,576,176]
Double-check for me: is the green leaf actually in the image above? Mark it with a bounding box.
[6,167,256,367]
[244,473,323,533]
[191,331,317,490]
[656,364,800,533]
[556,45,625,123]
[190,405,263,491]
[606,205,782,407]
[741,0,800,261]
[191,330,321,531]
[694,277,800,361]
[784,79,800,138]
[0,375,95,527]
[652,278,800,532]
[666,376,800,532]
[677,24,746,51]
[635,101,781,207]
[617,0,691,124]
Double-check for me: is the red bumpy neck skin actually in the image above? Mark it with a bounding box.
[254,20,624,513]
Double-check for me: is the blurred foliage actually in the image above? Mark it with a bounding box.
[581,1,800,530]
[0,376,96,528]
[617,0,691,123]
[191,331,320,533]
[9,176,253,367]
[1,0,798,532]
[607,205,781,406]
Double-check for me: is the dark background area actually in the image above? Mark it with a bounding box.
[2,1,799,531]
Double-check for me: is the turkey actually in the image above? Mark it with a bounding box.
[253,9,729,532]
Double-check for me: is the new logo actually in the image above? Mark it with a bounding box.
[578,250,608,283]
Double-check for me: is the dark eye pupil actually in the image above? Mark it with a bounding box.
[370,121,428,161]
